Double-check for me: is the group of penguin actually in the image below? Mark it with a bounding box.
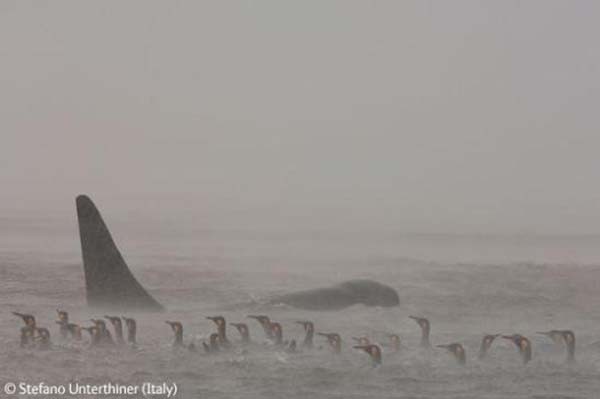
[14,311,137,349]
[12,311,576,367]
[408,315,575,366]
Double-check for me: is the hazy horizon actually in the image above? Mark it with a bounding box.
[2,1,600,236]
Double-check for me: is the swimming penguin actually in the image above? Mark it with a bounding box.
[122,317,137,344]
[165,321,184,347]
[203,333,220,354]
[537,330,575,363]
[20,326,35,348]
[295,320,314,349]
[388,334,401,352]
[230,323,250,344]
[437,343,466,365]
[352,336,370,346]
[502,334,532,364]
[104,316,125,344]
[270,322,284,345]
[248,315,273,340]
[354,344,382,366]
[90,319,114,345]
[409,316,431,348]
[66,323,83,341]
[56,310,69,339]
[317,332,342,354]
[13,312,36,328]
[478,334,500,360]
[34,327,51,350]
[207,316,231,348]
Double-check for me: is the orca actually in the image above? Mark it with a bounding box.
[76,195,164,311]
[268,280,400,310]
[76,195,399,312]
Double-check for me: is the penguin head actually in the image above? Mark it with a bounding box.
[295,320,314,332]
[13,312,36,327]
[104,316,122,327]
[207,316,226,327]
[165,321,182,333]
[409,316,430,331]
[57,310,68,322]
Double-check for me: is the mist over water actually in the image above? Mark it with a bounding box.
[2,218,600,398]
[2,0,600,397]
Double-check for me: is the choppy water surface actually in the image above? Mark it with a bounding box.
[2,218,600,398]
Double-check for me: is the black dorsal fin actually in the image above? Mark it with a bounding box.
[76,195,164,311]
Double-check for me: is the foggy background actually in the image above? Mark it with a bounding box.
[1,0,599,236]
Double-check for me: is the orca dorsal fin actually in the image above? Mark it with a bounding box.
[76,195,164,311]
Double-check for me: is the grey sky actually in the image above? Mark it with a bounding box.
[1,1,599,234]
